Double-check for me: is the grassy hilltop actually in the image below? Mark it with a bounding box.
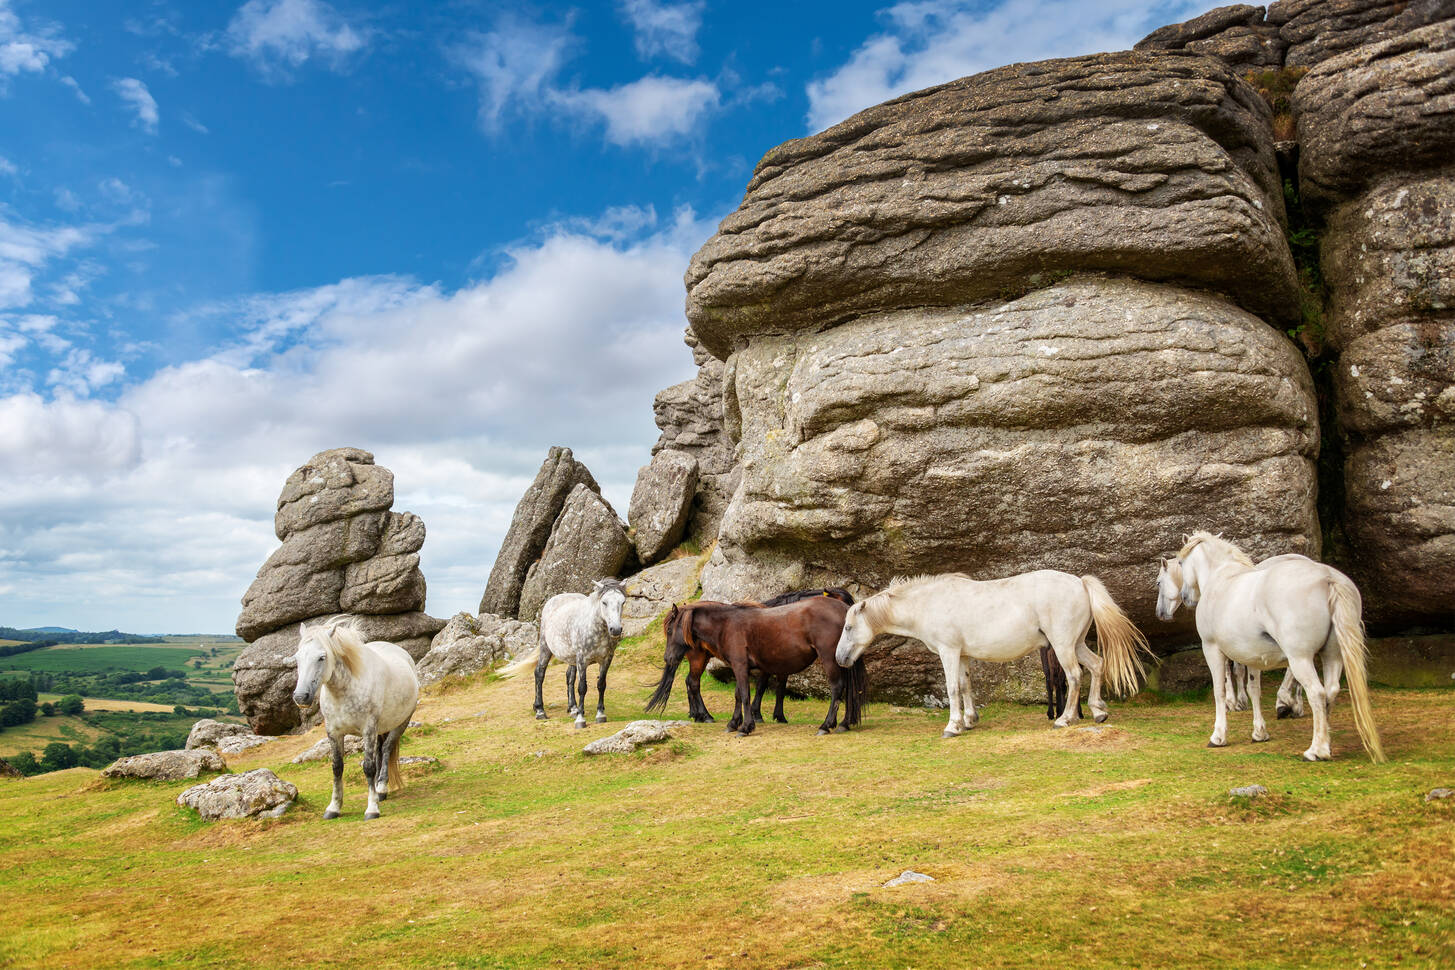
[1,623,1451,969]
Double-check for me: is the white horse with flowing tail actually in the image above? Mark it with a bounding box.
[293,619,419,819]
[1170,532,1384,762]
[529,579,627,728]
[1156,555,1306,718]
[835,571,1151,736]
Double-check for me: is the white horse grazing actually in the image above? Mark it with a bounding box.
[292,619,420,819]
[1171,532,1384,762]
[1156,556,1306,718]
[835,571,1150,736]
[532,579,627,728]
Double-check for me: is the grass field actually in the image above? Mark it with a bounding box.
[1,623,1451,969]
[0,645,205,674]
[36,694,177,713]
[0,714,104,756]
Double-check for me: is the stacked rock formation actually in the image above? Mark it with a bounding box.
[480,447,632,622]
[232,449,444,734]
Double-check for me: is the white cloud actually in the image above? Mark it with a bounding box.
[554,76,720,147]
[112,77,159,133]
[181,112,209,134]
[453,18,720,146]
[59,75,90,103]
[0,207,714,632]
[225,0,367,77]
[620,0,705,64]
[0,155,15,177]
[0,0,71,81]
[0,213,96,308]
[805,0,1208,132]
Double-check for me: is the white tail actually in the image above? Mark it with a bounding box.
[1328,580,1385,763]
[1081,575,1153,698]
[497,645,541,678]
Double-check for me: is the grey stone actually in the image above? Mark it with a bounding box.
[583,720,690,755]
[1426,787,1453,801]
[1269,0,1455,69]
[185,719,254,751]
[1229,785,1269,798]
[273,448,394,540]
[621,555,704,637]
[236,562,345,642]
[340,552,427,614]
[176,768,298,820]
[417,612,539,686]
[628,449,699,565]
[102,749,227,781]
[1151,650,1217,695]
[376,512,427,557]
[652,330,740,543]
[1136,5,1286,71]
[479,447,600,618]
[517,484,632,622]
[883,870,935,887]
[398,756,438,767]
[685,52,1298,359]
[292,735,365,763]
[216,733,276,756]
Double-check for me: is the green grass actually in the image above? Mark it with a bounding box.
[1,627,1452,969]
[0,645,205,674]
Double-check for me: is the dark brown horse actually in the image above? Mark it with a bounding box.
[646,597,867,736]
[750,587,855,724]
[1039,646,1083,721]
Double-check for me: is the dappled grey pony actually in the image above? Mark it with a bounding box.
[533,579,627,728]
[292,618,419,819]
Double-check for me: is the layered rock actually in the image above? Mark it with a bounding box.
[416,612,539,686]
[628,449,698,564]
[686,52,1299,360]
[517,484,632,622]
[651,330,740,542]
[479,447,599,618]
[621,555,704,636]
[102,749,227,781]
[232,449,442,735]
[184,719,253,751]
[1135,5,1286,70]
[176,769,297,820]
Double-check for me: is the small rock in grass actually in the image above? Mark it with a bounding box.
[216,733,276,756]
[291,736,365,764]
[103,749,226,781]
[583,720,687,755]
[1229,785,1268,799]
[177,768,297,820]
[398,756,437,767]
[1426,788,1452,802]
[884,870,934,887]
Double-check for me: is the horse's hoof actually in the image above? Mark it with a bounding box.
[1093,712,1109,724]
[535,712,547,720]
[595,715,607,724]
[724,725,736,733]
[834,725,850,734]
[574,720,587,730]
[1052,722,1066,730]
[323,810,340,820]
[1252,734,1270,744]
[364,811,380,820]
[774,717,788,725]
[1207,740,1227,748]
[737,730,753,738]
[941,730,959,739]
[816,728,829,736]
[1276,705,1294,719]
[1301,751,1320,762]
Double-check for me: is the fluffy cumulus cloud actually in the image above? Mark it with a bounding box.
[0,0,72,82]
[225,0,367,77]
[805,0,1208,131]
[111,77,159,133]
[453,14,720,146]
[620,0,705,64]
[0,208,712,632]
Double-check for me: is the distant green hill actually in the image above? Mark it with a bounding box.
[0,627,165,645]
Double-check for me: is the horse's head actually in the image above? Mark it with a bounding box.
[835,600,875,667]
[593,579,626,638]
[292,622,333,708]
[1155,558,1184,621]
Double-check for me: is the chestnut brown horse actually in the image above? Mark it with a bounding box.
[750,587,855,724]
[646,596,867,736]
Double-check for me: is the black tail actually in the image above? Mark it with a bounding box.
[843,657,868,727]
[645,608,688,714]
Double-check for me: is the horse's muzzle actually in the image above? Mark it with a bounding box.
[608,625,622,638]
[293,691,314,708]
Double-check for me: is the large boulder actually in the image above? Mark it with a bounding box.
[102,749,227,781]
[176,769,297,820]
[628,449,699,565]
[517,484,633,622]
[685,51,1299,360]
[233,449,442,735]
[478,447,599,618]
[416,612,539,686]
[621,555,704,636]
[651,329,741,544]
[1135,5,1286,71]
[1269,0,1455,68]
[184,719,253,750]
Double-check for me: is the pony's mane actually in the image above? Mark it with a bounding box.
[1177,531,1255,567]
[862,573,968,626]
[307,618,365,676]
[593,578,627,598]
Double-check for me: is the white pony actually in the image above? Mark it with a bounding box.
[835,571,1150,736]
[530,579,627,728]
[1156,555,1306,718]
[1170,532,1383,762]
[292,619,420,819]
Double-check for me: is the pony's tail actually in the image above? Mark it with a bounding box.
[1329,580,1385,763]
[387,736,403,792]
[843,656,868,727]
[1081,575,1153,698]
[497,645,541,678]
[644,608,689,714]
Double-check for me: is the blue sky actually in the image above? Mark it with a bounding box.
[0,0,1210,633]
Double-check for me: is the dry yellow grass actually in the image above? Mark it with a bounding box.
[36,693,178,713]
[1,626,1452,969]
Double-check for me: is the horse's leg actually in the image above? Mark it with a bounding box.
[1248,668,1270,742]
[377,720,408,800]
[361,717,382,819]
[819,664,844,735]
[959,663,979,726]
[685,650,713,722]
[533,646,551,719]
[750,671,770,725]
[565,663,579,717]
[1320,638,1344,710]
[1053,639,1087,727]
[773,678,788,724]
[1276,668,1306,719]
[938,647,965,737]
[728,642,755,736]
[573,662,589,729]
[323,730,345,819]
[594,652,613,724]
[1040,646,1056,720]
[1204,642,1230,748]
[1286,653,1331,761]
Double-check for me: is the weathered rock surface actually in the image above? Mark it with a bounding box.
[652,330,741,542]
[701,279,1320,643]
[629,449,699,565]
[685,52,1299,359]
[1271,0,1455,68]
[217,733,276,756]
[417,612,539,686]
[185,719,254,750]
[479,447,599,618]
[292,735,365,764]
[1229,784,1269,799]
[583,720,688,755]
[1295,22,1455,207]
[1150,649,1217,695]
[621,555,703,636]
[884,870,935,887]
[177,768,297,820]
[517,484,633,622]
[102,748,226,781]
[1135,4,1286,70]
[233,448,442,735]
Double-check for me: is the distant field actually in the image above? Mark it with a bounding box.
[0,716,102,758]
[0,645,204,674]
[36,694,175,713]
